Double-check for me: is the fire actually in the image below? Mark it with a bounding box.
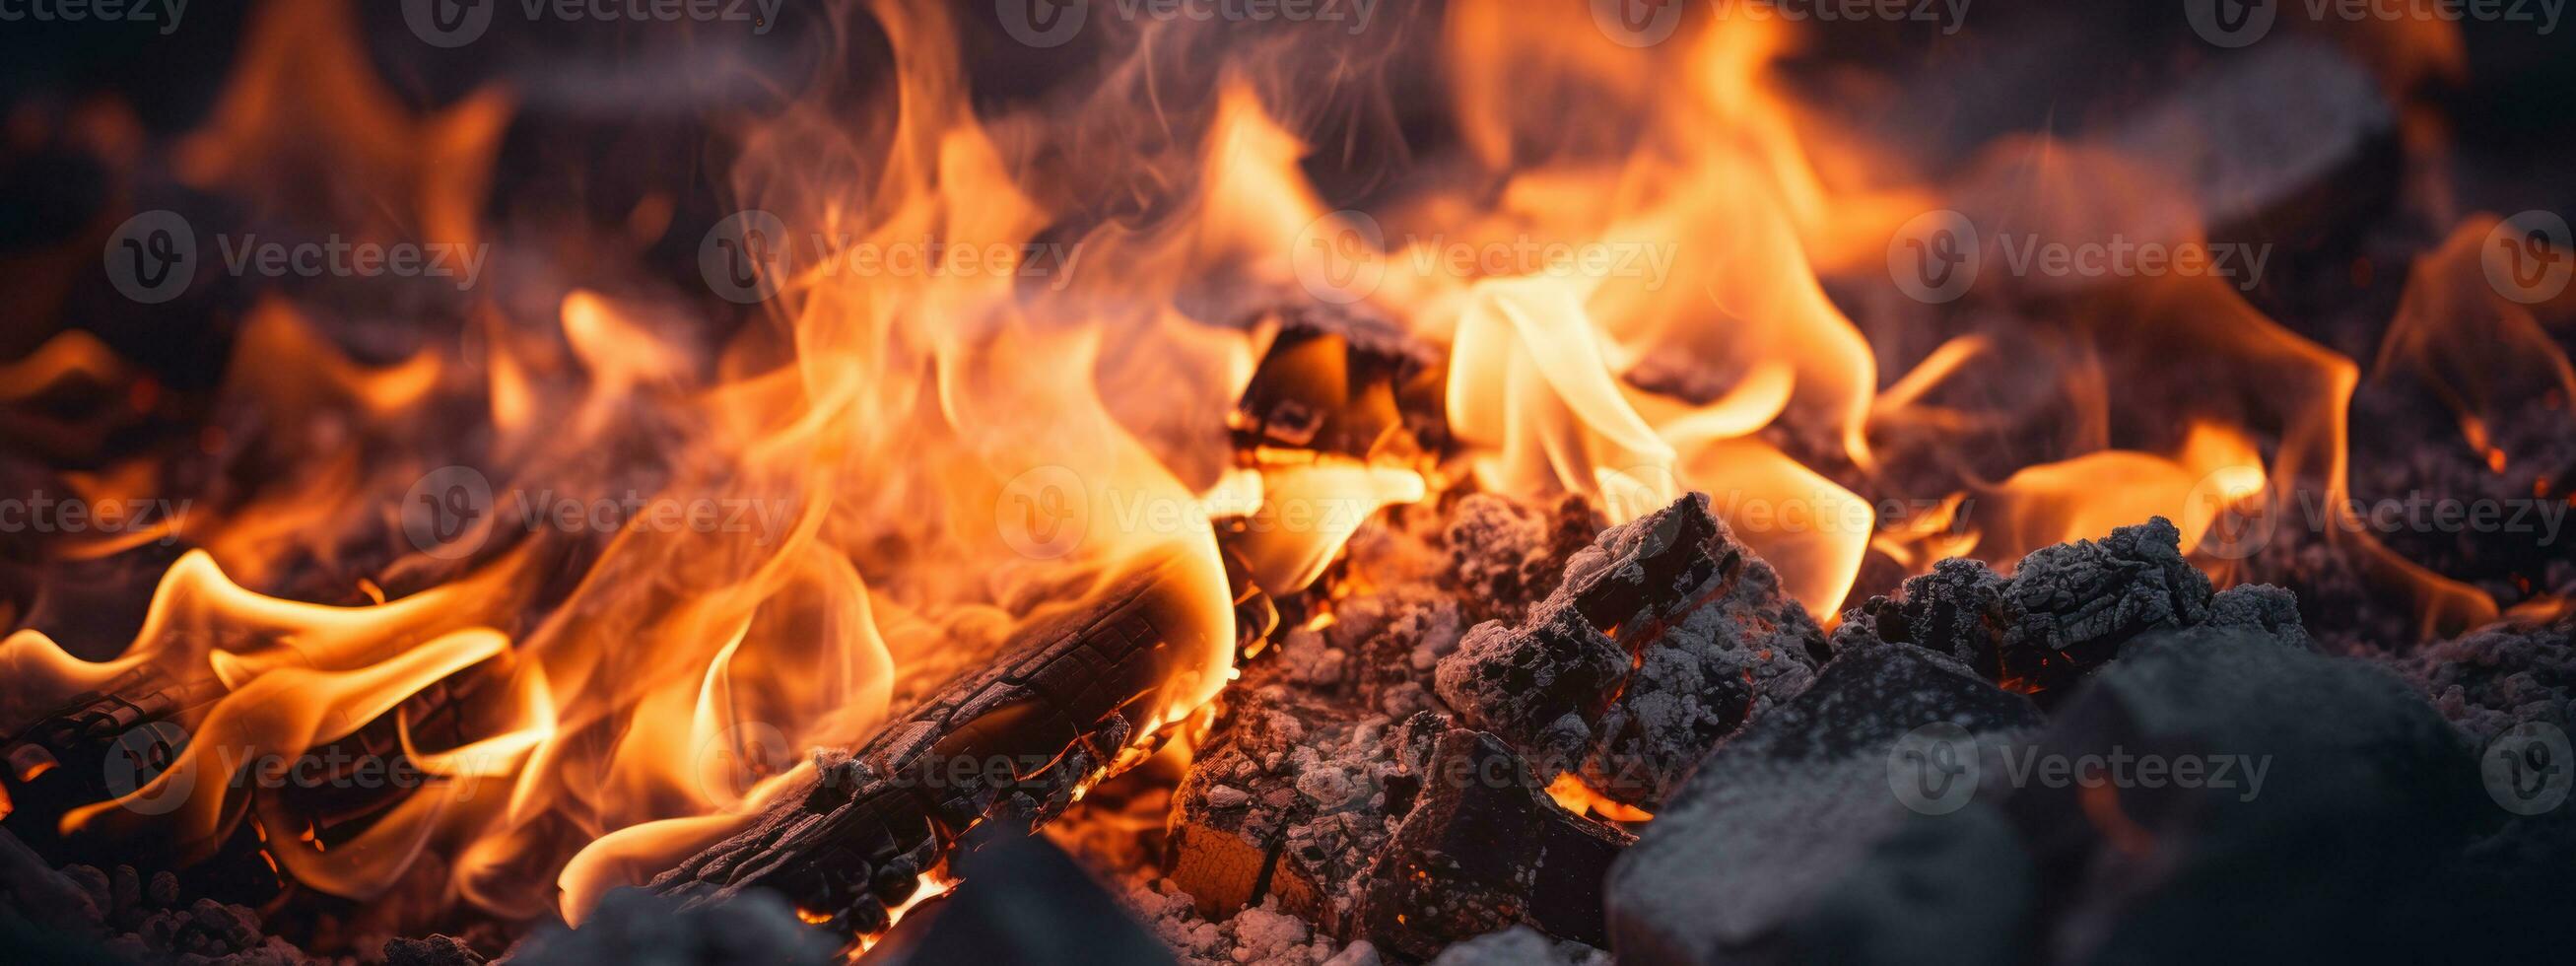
[1,0,2556,948]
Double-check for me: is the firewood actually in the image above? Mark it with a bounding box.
[1842,517,2306,699]
[646,553,1267,937]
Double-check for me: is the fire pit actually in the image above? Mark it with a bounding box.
[3,2,2571,963]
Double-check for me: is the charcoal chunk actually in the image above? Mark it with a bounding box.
[384,933,487,966]
[1850,518,2301,698]
[1436,493,1829,806]
[878,833,1177,966]
[514,888,837,966]
[1782,803,2032,966]
[2006,627,2483,964]
[1164,687,1405,929]
[1351,728,1631,959]
[1605,642,2041,966]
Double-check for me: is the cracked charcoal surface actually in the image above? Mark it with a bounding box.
[512,887,835,966]
[2401,616,2575,745]
[1436,492,1828,806]
[2385,616,2576,961]
[2006,627,2488,965]
[0,827,320,966]
[1847,517,2307,697]
[1166,679,1409,929]
[1605,641,2042,966]
[1349,726,1631,957]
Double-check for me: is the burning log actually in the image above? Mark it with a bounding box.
[1229,304,1445,465]
[1434,493,1831,807]
[1842,517,2307,699]
[646,551,1266,936]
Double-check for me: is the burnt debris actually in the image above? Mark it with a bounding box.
[1435,492,1831,807]
[1605,641,2043,966]
[647,554,1255,937]
[1841,517,2307,699]
[1350,726,1632,960]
